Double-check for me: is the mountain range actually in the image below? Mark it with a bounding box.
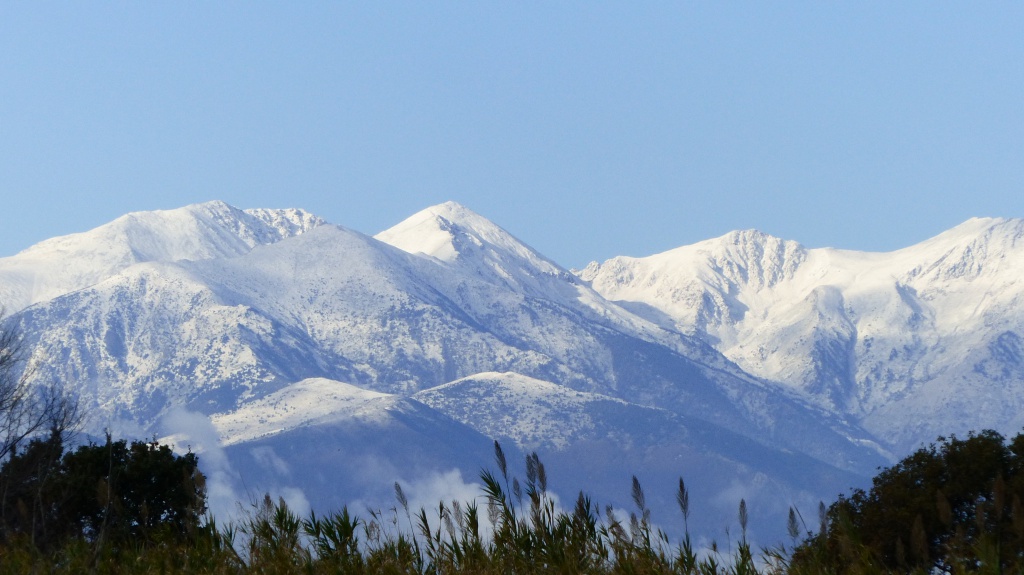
[579,217,1024,452]
[1,201,1020,544]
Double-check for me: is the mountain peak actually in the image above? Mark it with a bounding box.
[720,228,786,245]
[896,216,1024,283]
[375,202,561,273]
[376,202,510,261]
[418,200,479,222]
[939,216,1022,244]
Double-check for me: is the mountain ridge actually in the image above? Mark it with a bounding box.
[579,216,1024,451]
[0,201,324,314]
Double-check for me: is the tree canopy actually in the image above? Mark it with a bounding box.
[0,432,206,550]
[791,429,1024,574]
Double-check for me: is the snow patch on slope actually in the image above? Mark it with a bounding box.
[213,378,395,445]
[414,372,630,450]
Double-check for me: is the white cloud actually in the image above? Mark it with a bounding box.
[400,468,483,512]
[278,486,311,518]
[159,407,244,524]
[250,445,292,477]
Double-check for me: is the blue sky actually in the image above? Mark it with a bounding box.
[2,3,1022,267]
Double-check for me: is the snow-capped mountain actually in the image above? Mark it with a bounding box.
[7,200,1013,542]
[0,201,324,314]
[578,217,1024,451]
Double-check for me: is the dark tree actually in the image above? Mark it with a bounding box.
[792,429,1024,574]
[0,433,207,550]
[0,314,79,548]
[58,436,207,546]
[0,430,65,547]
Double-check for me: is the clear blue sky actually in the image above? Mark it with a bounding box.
[2,3,1022,268]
